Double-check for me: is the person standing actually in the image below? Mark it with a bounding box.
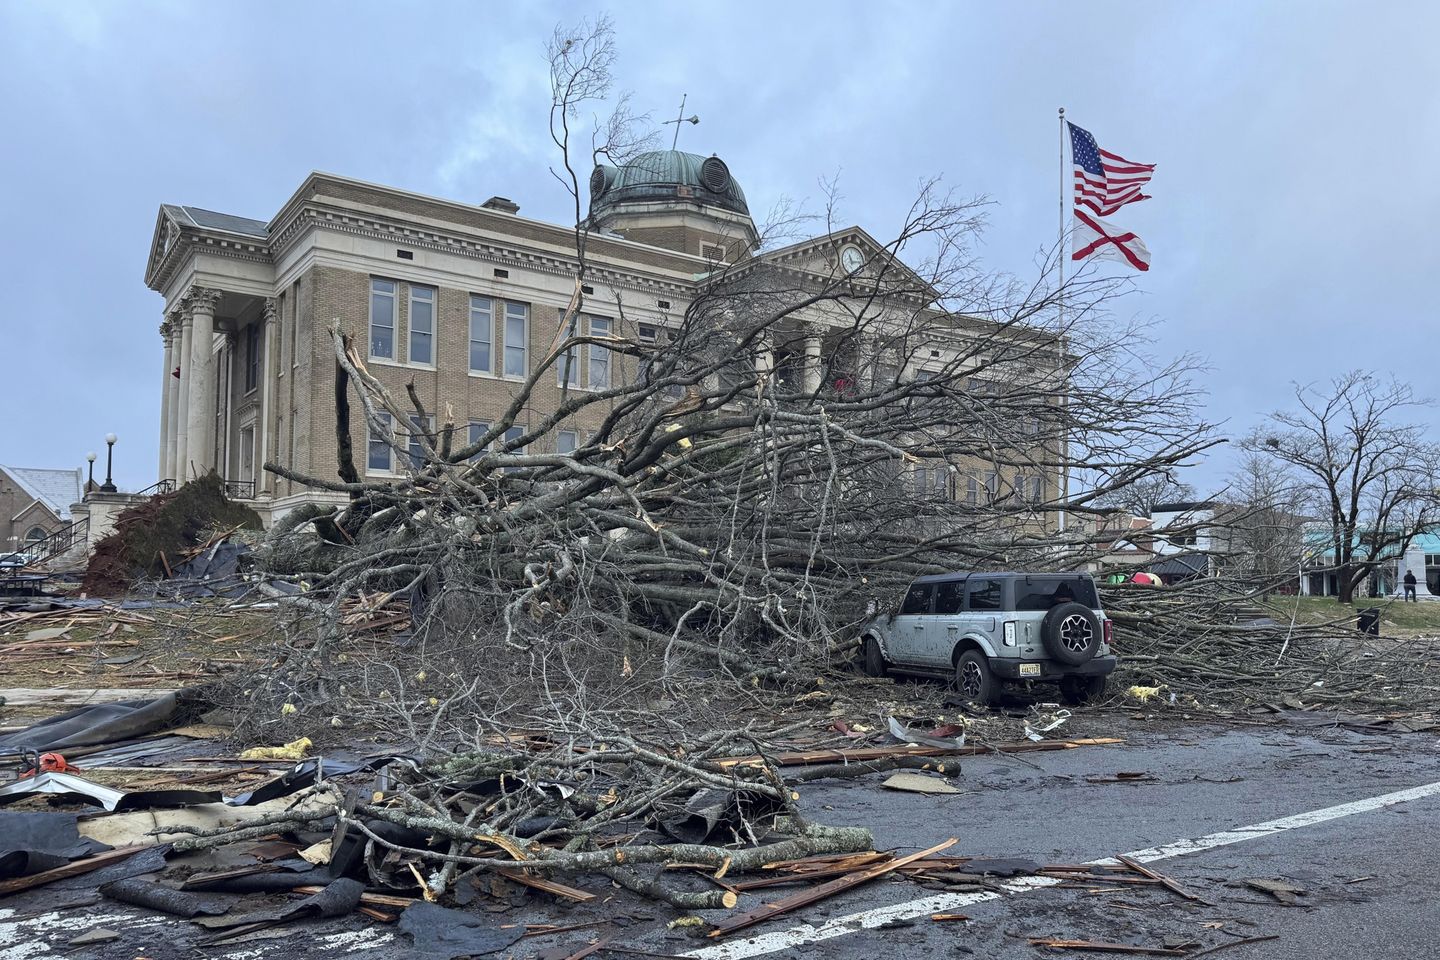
[1404,570,1418,602]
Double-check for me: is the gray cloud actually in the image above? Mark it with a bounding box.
[2,0,1435,491]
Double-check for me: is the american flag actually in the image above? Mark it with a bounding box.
[1069,122,1153,217]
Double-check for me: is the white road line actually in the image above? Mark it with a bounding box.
[685,778,1440,960]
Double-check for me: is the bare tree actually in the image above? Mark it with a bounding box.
[1220,451,1309,593]
[255,17,1222,731]
[1243,372,1440,603]
[1092,471,1195,518]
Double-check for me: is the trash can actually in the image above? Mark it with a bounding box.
[1357,608,1381,636]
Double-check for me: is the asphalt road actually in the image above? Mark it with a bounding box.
[3,718,1437,959]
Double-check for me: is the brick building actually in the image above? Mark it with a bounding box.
[144,150,1062,526]
[0,465,83,552]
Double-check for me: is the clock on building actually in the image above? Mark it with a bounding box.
[840,245,864,274]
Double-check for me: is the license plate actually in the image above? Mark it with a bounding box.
[1018,663,1041,677]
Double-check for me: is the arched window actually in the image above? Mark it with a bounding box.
[23,526,47,544]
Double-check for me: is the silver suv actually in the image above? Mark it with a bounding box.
[859,572,1117,706]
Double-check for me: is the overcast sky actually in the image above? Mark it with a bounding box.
[2,1,1436,492]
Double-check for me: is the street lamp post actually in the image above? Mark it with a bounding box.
[85,452,96,492]
[100,434,118,493]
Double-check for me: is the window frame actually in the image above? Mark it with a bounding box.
[467,420,492,463]
[502,302,529,380]
[469,295,494,376]
[935,579,967,615]
[239,425,255,479]
[369,278,397,360]
[367,411,394,473]
[966,578,1003,612]
[588,315,612,390]
[243,324,260,393]
[406,414,434,471]
[899,582,935,616]
[557,313,580,387]
[408,284,436,367]
[501,424,527,473]
[557,430,579,455]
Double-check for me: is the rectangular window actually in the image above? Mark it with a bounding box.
[469,296,492,374]
[935,579,966,615]
[984,470,1000,501]
[639,322,659,342]
[409,285,435,365]
[467,420,491,463]
[900,583,934,616]
[239,426,254,478]
[1014,577,1099,611]
[243,325,260,392]
[588,316,611,389]
[557,430,578,455]
[967,578,1003,611]
[503,302,528,378]
[367,412,392,472]
[407,415,433,470]
[370,278,396,359]
[1030,476,1044,501]
[502,424,526,473]
[966,474,979,506]
[558,314,579,386]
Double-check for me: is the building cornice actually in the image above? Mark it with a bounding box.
[270,202,699,299]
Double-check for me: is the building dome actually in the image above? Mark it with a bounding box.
[589,150,750,219]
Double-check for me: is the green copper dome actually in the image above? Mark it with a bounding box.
[589,150,749,219]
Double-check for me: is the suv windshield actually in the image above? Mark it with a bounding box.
[1014,576,1099,611]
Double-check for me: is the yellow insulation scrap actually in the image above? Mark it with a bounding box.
[239,736,313,761]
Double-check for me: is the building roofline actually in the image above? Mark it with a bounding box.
[269,171,719,269]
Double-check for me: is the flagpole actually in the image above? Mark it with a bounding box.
[1057,106,1068,536]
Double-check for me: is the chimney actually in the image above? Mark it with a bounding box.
[482,196,520,214]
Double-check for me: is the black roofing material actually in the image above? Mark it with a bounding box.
[99,877,230,918]
[0,688,211,753]
[48,844,171,893]
[198,877,365,942]
[0,812,111,879]
[397,901,527,958]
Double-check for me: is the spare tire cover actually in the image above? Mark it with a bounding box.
[1040,602,1101,665]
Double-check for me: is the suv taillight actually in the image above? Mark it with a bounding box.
[1103,618,1114,650]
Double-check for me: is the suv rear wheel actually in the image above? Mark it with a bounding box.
[952,649,999,707]
[1059,675,1107,706]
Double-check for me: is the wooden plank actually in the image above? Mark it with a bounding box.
[0,687,177,707]
[709,838,957,939]
[496,867,596,902]
[1028,939,1188,956]
[716,738,1122,770]
[1116,854,1210,903]
[290,885,416,909]
[0,845,152,897]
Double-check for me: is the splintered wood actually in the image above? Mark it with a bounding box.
[709,839,958,938]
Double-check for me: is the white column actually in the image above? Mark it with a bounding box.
[175,308,193,481]
[803,330,823,393]
[165,315,183,482]
[184,286,222,477]
[157,321,173,482]
[258,298,277,496]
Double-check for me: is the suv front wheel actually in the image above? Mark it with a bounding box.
[859,636,888,678]
[952,649,999,707]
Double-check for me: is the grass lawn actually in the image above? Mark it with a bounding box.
[1264,595,1440,637]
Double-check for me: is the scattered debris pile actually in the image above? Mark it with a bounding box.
[82,474,261,597]
[1104,578,1440,714]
